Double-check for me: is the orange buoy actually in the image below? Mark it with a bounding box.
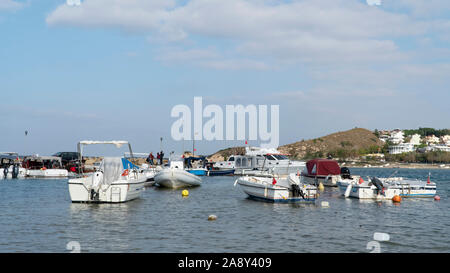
[392,195,402,203]
[434,195,440,201]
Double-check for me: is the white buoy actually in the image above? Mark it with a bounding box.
[208,215,217,221]
[344,184,352,198]
[321,201,329,207]
[373,232,390,242]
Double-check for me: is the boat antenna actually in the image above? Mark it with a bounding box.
[387,169,398,179]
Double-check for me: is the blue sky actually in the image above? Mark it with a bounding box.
[1,0,449,156]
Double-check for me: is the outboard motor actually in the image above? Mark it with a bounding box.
[371,177,385,195]
[340,167,352,179]
[291,184,305,199]
[12,164,19,179]
[3,166,8,179]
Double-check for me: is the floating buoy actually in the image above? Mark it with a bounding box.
[392,195,402,203]
[208,215,217,221]
[321,201,329,208]
[182,190,189,197]
[318,182,325,191]
[434,195,440,201]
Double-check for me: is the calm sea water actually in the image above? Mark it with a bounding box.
[0,168,448,253]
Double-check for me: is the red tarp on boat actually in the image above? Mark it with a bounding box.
[306,159,341,176]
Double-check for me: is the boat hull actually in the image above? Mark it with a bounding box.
[236,177,316,203]
[206,169,235,176]
[155,169,202,189]
[337,181,401,200]
[68,178,145,203]
[384,179,437,198]
[0,167,27,179]
[27,169,68,178]
[186,169,207,176]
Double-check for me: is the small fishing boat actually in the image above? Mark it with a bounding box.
[184,156,208,176]
[302,159,359,187]
[23,155,68,178]
[204,162,235,176]
[378,176,437,198]
[234,173,318,203]
[154,156,202,189]
[68,141,146,203]
[337,177,402,200]
[123,153,160,186]
[0,153,26,179]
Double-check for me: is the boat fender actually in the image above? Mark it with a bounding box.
[344,183,352,198]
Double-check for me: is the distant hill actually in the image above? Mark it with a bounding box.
[278,128,383,160]
[207,147,245,162]
[207,128,383,162]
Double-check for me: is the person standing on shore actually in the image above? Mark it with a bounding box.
[160,151,164,165]
[148,152,154,165]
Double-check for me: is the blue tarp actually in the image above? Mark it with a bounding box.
[122,158,139,170]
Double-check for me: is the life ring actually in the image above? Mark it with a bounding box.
[121,169,129,176]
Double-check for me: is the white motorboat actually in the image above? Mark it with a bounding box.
[154,156,202,189]
[234,173,317,203]
[337,176,402,200]
[377,176,437,198]
[213,146,306,176]
[68,141,146,203]
[0,153,26,179]
[138,164,161,187]
[123,153,161,186]
[23,155,68,178]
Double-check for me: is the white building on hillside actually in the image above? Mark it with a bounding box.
[388,130,405,144]
[425,135,440,145]
[389,143,415,154]
[409,134,422,146]
[441,135,450,145]
[428,145,450,152]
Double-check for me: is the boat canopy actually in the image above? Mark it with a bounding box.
[77,140,133,158]
[79,141,129,147]
[101,157,124,185]
[306,159,341,176]
[24,156,62,162]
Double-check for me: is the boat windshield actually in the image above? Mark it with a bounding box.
[264,155,277,160]
[272,154,289,160]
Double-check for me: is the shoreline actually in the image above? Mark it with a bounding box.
[344,162,450,170]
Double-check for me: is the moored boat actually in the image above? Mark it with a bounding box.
[23,155,68,178]
[154,156,202,189]
[302,159,359,187]
[337,176,401,200]
[68,141,146,203]
[378,176,437,198]
[0,153,26,179]
[234,173,317,203]
[213,146,306,176]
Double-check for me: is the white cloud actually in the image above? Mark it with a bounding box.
[46,0,431,67]
[0,0,23,11]
[366,0,381,6]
